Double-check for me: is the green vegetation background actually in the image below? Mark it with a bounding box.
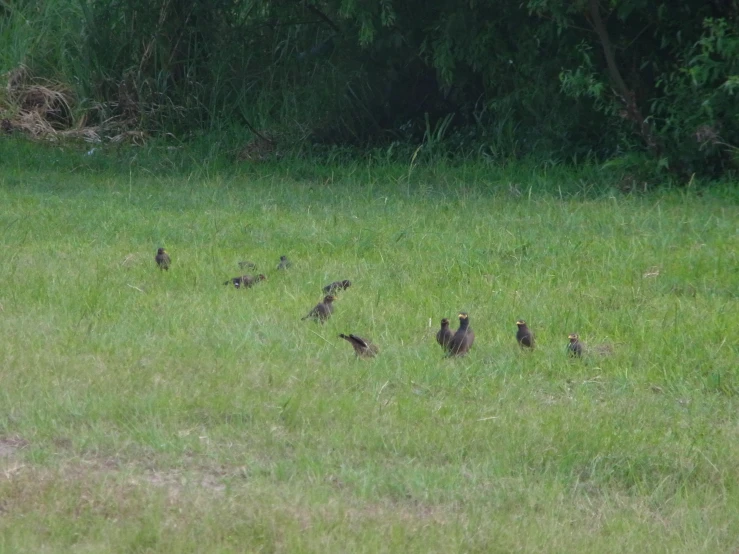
[1,0,739,179]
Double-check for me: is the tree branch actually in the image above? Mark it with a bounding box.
[303,3,340,33]
[588,0,628,100]
[587,0,661,153]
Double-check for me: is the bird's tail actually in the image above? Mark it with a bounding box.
[340,334,367,348]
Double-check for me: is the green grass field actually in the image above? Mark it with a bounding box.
[1,141,738,552]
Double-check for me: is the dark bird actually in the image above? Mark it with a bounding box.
[238,260,257,270]
[339,333,379,358]
[301,295,335,323]
[323,280,352,294]
[567,333,583,357]
[516,320,535,349]
[223,274,266,289]
[448,313,475,356]
[155,248,170,270]
[277,255,292,270]
[436,318,454,352]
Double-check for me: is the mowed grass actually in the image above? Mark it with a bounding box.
[0,143,738,552]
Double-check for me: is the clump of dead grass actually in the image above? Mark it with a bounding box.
[1,65,147,145]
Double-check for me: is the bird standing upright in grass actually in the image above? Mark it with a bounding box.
[302,295,335,323]
[224,274,266,289]
[155,248,170,270]
[339,333,379,358]
[516,320,535,349]
[323,280,352,294]
[448,313,475,356]
[567,333,583,357]
[436,318,454,352]
[277,255,292,270]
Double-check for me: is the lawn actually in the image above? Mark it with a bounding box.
[0,141,738,553]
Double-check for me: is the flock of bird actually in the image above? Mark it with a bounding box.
[154,247,585,359]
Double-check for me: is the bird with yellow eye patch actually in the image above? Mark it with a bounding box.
[448,313,475,356]
[567,333,583,357]
[516,320,535,349]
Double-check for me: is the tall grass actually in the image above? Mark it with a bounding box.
[0,140,737,552]
[0,0,602,159]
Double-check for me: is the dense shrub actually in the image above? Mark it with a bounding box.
[1,0,737,177]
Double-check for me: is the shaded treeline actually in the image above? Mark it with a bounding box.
[1,0,738,177]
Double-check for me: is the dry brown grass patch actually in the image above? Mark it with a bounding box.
[2,65,147,144]
[0,436,29,458]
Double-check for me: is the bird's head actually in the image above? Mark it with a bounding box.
[157,247,167,255]
[257,274,267,281]
[280,255,288,261]
[458,312,469,321]
[516,320,526,327]
[441,318,450,326]
[568,333,579,342]
[324,295,336,303]
[342,280,352,287]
